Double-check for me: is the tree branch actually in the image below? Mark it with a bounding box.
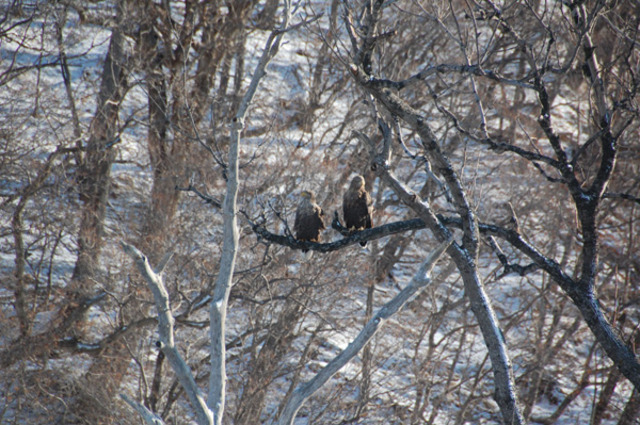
[277,239,451,425]
[120,394,165,425]
[485,235,540,278]
[250,215,425,252]
[121,242,213,425]
[176,184,223,209]
[602,192,640,205]
[477,220,640,391]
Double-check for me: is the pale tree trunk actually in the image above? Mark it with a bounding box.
[208,4,292,423]
[207,115,240,425]
[120,244,213,425]
[114,3,294,424]
[74,2,275,423]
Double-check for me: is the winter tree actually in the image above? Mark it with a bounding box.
[1,1,639,425]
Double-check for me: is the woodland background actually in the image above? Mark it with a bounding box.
[1,1,640,424]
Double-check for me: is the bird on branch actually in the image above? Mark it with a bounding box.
[294,190,326,253]
[343,175,373,247]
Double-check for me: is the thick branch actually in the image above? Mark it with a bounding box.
[121,242,213,425]
[602,192,640,204]
[120,394,165,425]
[277,239,451,425]
[485,236,540,278]
[478,223,640,391]
[251,216,425,252]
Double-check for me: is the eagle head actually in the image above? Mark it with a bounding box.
[300,190,316,201]
[350,175,365,191]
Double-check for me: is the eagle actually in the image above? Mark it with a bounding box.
[294,190,326,252]
[343,175,373,246]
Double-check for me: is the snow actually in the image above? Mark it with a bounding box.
[1,2,638,425]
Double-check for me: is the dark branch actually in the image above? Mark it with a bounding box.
[250,217,425,253]
[176,184,222,208]
[246,200,574,285]
[485,236,540,278]
[473,220,576,288]
[602,192,640,205]
[251,211,543,281]
[331,210,351,237]
[429,91,564,174]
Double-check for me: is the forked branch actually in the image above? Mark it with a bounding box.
[121,242,213,425]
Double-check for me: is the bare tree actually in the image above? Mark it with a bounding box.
[119,2,293,424]
[252,0,640,423]
[1,0,639,424]
[337,0,640,422]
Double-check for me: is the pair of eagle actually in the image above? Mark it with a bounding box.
[294,175,372,251]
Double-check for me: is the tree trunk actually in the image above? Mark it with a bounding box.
[209,6,291,422]
[67,1,130,422]
[354,77,525,424]
[71,1,126,292]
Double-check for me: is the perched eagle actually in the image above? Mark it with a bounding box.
[343,175,373,246]
[294,190,326,252]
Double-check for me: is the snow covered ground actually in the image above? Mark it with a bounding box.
[1,1,637,424]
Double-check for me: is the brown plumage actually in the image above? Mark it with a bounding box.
[294,190,325,252]
[343,175,373,246]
